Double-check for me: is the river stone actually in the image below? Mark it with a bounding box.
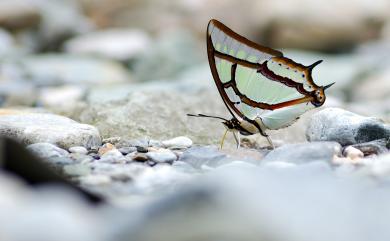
[0,111,101,149]
[146,149,177,163]
[69,146,88,155]
[306,108,390,146]
[179,146,229,169]
[261,141,341,164]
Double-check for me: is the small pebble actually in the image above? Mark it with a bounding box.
[68,153,94,163]
[343,146,364,160]
[99,149,126,163]
[118,146,137,155]
[162,136,193,149]
[132,153,149,162]
[146,148,177,163]
[98,143,116,156]
[136,146,148,153]
[69,146,88,155]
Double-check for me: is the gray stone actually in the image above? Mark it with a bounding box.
[162,136,193,149]
[64,29,151,61]
[68,153,94,163]
[20,54,130,86]
[80,89,229,145]
[69,146,88,155]
[262,142,341,164]
[306,108,390,146]
[27,142,68,159]
[179,146,229,169]
[0,111,101,149]
[146,149,177,163]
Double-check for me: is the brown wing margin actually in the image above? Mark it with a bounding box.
[209,19,283,57]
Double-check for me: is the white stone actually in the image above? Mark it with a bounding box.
[146,149,177,163]
[69,146,88,155]
[162,136,193,149]
[27,142,68,159]
[343,146,364,160]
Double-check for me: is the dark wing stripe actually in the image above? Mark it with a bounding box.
[214,51,260,69]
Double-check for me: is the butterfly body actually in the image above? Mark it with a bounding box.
[188,19,334,148]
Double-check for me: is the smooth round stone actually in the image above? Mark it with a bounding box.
[162,136,193,149]
[27,143,68,159]
[136,146,148,153]
[69,146,88,155]
[131,153,148,162]
[99,149,125,163]
[146,149,177,163]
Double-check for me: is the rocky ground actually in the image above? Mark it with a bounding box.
[1,0,390,241]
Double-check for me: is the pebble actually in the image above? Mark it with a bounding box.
[99,149,126,163]
[69,146,88,155]
[136,146,148,153]
[27,143,68,159]
[262,142,342,164]
[146,149,177,163]
[98,143,116,156]
[162,136,193,149]
[351,138,389,156]
[118,146,137,155]
[306,108,390,146]
[343,146,364,160]
[102,137,121,145]
[0,111,101,149]
[131,153,149,162]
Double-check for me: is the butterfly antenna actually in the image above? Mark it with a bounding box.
[187,113,228,121]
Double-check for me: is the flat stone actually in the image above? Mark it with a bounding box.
[306,108,390,146]
[0,111,101,149]
[131,153,149,162]
[162,136,193,149]
[146,149,177,163]
[118,146,137,155]
[261,141,342,164]
[27,142,68,159]
[68,146,88,155]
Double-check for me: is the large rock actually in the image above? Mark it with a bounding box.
[80,88,230,145]
[306,108,390,146]
[261,142,341,164]
[0,110,101,149]
[64,29,151,61]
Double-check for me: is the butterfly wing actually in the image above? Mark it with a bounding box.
[207,19,326,130]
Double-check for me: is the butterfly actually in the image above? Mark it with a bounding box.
[188,19,334,149]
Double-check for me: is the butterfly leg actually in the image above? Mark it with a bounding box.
[220,129,229,149]
[264,133,275,149]
[232,131,241,149]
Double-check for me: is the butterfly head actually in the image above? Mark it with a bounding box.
[311,82,335,107]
